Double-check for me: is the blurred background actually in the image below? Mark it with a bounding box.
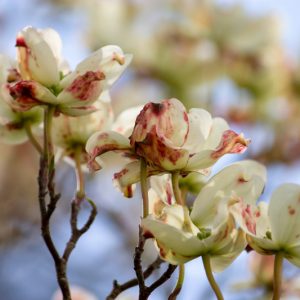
[1,0,300,299]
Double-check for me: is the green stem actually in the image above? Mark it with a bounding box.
[74,147,85,202]
[272,252,283,300]
[202,255,224,300]
[168,264,185,299]
[24,122,43,155]
[140,158,149,218]
[171,171,183,205]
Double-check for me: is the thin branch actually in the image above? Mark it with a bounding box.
[106,256,164,300]
[62,199,97,262]
[132,226,177,300]
[134,226,146,293]
[38,156,70,299]
[147,264,177,295]
[38,156,60,264]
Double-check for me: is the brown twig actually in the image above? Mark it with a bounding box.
[133,226,177,300]
[38,156,71,299]
[38,155,97,300]
[63,199,97,261]
[106,256,164,299]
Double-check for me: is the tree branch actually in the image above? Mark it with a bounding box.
[106,256,164,299]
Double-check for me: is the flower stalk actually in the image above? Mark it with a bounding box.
[74,146,85,202]
[168,264,185,299]
[24,122,43,154]
[140,158,149,217]
[272,252,283,300]
[171,171,184,205]
[202,255,224,300]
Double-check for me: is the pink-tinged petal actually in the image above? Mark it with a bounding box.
[86,130,131,171]
[186,131,250,172]
[131,99,189,147]
[8,80,58,111]
[16,26,60,86]
[113,161,164,198]
[148,188,167,216]
[113,160,140,189]
[135,129,190,170]
[211,130,250,159]
[231,201,277,254]
[149,174,174,207]
[269,183,300,246]
[203,118,229,150]
[129,99,191,170]
[210,229,246,272]
[58,71,106,105]
[231,202,261,236]
[75,45,132,88]
[191,160,266,226]
[143,205,242,265]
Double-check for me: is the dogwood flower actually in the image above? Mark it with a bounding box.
[142,160,266,270]
[231,183,300,267]
[0,54,43,144]
[16,26,65,87]
[8,26,132,116]
[86,98,250,191]
[52,92,113,163]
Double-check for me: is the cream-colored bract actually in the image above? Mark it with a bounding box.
[141,161,266,270]
[231,183,300,267]
[86,98,250,194]
[0,54,43,144]
[9,26,132,117]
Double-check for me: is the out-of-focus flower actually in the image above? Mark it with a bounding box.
[231,183,300,267]
[141,160,266,270]
[86,98,249,192]
[8,26,132,116]
[0,54,43,144]
[53,92,113,163]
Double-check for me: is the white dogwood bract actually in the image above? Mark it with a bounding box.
[86,98,250,193]
[141,161,266,271]
[8,26,132,116]
[0,54,43,144]
[231,183,300,267]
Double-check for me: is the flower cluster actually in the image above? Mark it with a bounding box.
[0,26,131,153]
[87,98,249,195]
[1,25,298,300]
[85,74,300,299]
